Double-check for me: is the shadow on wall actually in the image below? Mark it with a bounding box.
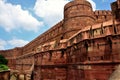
[109,65,120,80]
[0,70,10,80]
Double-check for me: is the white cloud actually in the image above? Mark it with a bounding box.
[87,0,96,11]
[102,0,115,3]
[34,0,70,27]
[34,0,96,27]
[0,0,44,32]
[102,0,108,2]
[0,38,29,50]
[8,38,29,47]
[0,39,7,50]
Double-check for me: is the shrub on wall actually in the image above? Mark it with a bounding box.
[0,55,8,65]
[0,64,9,71]
[0,55,9,71]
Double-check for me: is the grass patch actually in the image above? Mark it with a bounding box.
[0,64,9,71]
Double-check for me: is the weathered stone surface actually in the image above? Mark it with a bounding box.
[0,71,10,80]
[109,65,120,80]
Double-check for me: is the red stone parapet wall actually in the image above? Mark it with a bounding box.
[0,47,23,69]
[16,52,34,71]
[94,10,112,23]
[23,21,64,54]
[0,47,22,59]
[118,0,120,8]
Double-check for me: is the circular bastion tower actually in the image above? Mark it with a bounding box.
[63,0,95,38]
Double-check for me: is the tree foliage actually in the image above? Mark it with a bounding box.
[0,55,8,65]
[0,64,9,71]
[0,55,9,71]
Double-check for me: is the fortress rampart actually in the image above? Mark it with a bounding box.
[94,10,112,23]
[0,0,120,80]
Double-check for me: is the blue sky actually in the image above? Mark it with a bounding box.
[0,0,116,50]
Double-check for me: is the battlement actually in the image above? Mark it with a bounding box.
[94,10,112,23]
[94,10,112,16]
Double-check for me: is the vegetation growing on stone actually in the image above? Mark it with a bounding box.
[0,64,9,71]
[0,55,9,71]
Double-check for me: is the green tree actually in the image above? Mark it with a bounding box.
[0,55,9,71]
[0,55,8,65]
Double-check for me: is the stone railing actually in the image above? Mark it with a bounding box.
[0,70,10,80]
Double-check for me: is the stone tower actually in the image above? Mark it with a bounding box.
[111,0,120,20]
[118,0,120,8]
[117,0,120,19]
[63,0,95,38]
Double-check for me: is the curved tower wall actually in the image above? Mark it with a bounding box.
[111,0,120,20]
[117,0,120,20]
[63,0,95,38]
[118,0,120,8]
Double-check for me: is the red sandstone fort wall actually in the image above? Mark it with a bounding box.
[0,47,23,69]
[33,20,120,80]
[22,0,97,55]
[2,1,112,57]
[94,10,112,23]
[16,53,34,70]
[118,0,120,8]
[34,50,67,80]
[0,0,120,80]
[65,20,120,80]
[0,47,22,60]
[23,21,64,54]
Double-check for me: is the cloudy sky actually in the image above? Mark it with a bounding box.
[0,0,115,50]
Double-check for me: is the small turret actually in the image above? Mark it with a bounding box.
[111,0,120,20]
[118,0,120,8]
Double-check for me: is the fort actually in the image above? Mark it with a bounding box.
[0,0,120,80]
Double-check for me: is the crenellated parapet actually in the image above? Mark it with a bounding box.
[94,10,112,23]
